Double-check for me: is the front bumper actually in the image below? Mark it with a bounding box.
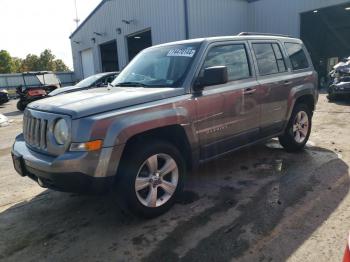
[11,134,120,193]
[330,82,350,95]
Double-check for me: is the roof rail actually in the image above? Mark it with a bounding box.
[238,32,291,38]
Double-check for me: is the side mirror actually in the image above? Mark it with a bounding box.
[193,66,228,92]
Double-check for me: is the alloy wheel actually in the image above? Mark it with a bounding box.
[292,111,309,143]
[135,153,179,208]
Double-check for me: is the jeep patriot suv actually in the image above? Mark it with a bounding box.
[12,33,318,217]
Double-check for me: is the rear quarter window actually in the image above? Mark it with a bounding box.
[285,43,309,70]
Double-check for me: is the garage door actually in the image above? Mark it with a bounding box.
[81,49,94,78]
[301,3,350,81]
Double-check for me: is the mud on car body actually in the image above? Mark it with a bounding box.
[12,33,318,217]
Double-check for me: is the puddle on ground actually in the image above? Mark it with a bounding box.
[253,159,284,173]
[265,139,316,149]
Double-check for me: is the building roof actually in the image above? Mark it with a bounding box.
[69,0,263,39]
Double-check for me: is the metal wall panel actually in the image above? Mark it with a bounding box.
[248,0,350,37]
[187,0,249,38]
[71,0,186,80]
[71,0,350,80]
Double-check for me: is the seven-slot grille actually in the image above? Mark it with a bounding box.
[23,114,48,150]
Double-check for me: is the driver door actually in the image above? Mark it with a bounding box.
[194,42,261,160]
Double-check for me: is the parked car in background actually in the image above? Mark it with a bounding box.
[327,57,350,101]
[49,72,119,96]
[16,71,61,111]
[0,89,9,105]
[12,34,318,217]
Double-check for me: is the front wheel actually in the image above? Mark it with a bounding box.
[279,103,312,152]
[116,140,185,218]
[16,100,26,111]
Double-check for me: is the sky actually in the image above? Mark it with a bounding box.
[0,0,101,70]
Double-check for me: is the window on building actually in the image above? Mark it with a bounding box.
[202,44,251,81]
[253,43,287,75]
[285,43,309,70]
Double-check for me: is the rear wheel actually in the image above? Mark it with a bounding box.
[16,101,26,111]
[116,140,185,218]
[279,103,312,152]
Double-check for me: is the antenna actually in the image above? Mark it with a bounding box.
[73,0,80,28]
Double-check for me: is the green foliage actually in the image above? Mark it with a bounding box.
[39,49,56,70]
[0,50,14,73]
[0,49,70,73]
[54,59,70,72]
[12,57,23,73]
[21,54,40,72]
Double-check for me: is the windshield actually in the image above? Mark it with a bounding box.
[112,43,201,88]
[23,75,42,87]
[43,73,60,85]
[23,73,59,87]
[75,75,101,88]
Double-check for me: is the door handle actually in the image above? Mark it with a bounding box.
[284,81,292,85]
[243,88,256,95]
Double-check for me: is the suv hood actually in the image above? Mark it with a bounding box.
[28,87,184,119]
[48,85,87,96]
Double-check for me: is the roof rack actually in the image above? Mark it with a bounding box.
[238,32,291,38]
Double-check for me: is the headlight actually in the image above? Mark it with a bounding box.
[53,119,69,145]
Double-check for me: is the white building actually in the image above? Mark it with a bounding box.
[70,0,350,80]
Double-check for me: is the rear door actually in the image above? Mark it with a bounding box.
[249,41,292,137]
[194,41,261,160]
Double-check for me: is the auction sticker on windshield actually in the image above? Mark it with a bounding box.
[167,48,196,57]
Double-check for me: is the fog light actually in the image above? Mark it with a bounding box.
[70,140,103,152]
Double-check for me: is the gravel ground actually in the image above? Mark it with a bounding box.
[0,94,349,262]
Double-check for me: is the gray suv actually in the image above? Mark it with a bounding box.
[12,33,318,217]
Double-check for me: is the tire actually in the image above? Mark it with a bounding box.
[327,86,338,101]
[116,140,186,218]
[279,103,312,152]
[16,101,26,111]
[327,94,336,101]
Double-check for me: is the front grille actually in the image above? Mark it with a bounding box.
[23,113,48,150]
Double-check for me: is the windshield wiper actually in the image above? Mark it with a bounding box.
[114,82,149,87]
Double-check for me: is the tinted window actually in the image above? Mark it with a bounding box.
[203,44,251,81]
[253,43,287,75]
[272,44,287,72]
[285,43,309,70]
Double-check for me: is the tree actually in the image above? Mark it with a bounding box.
[0,49,70,73]
[12,57,23,73]
[0,50,14,73]
[54,59,69,72]
[38,49,56,71]
[21,54,40,72]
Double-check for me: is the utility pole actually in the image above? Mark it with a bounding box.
[73,0,80,28]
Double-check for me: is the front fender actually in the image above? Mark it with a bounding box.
[103,107,196,147]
